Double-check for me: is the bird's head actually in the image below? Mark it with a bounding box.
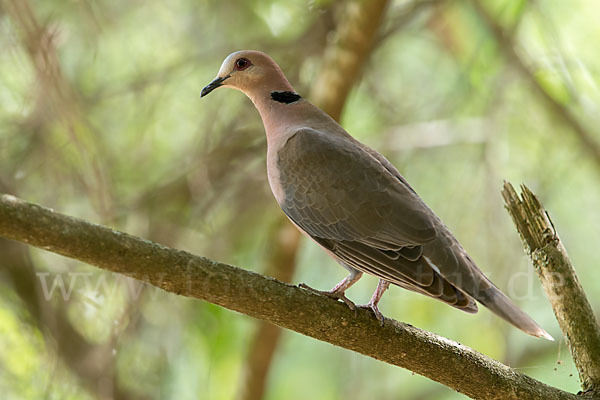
[201,50,294,99]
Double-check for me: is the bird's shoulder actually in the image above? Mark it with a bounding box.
[278,126,354,160]
[276,126,437,244]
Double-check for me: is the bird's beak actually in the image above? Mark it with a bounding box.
[201,75,230,97]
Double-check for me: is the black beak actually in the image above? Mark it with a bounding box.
[201,75,229,97]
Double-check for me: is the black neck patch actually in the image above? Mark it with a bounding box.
[271,91,301,104]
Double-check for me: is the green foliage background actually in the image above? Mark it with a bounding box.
[1,0,599,398]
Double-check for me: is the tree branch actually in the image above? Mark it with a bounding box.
[0,237,150,400]
[502,182,600,395]
[470,0,600,172]
[309,0,390,121]
[238,221,300,400]
[0,193,583,400]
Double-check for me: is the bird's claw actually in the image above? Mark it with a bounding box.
[357,303,385,326]
[298,283,356,311]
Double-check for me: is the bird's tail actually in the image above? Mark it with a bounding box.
[476,286,553,340]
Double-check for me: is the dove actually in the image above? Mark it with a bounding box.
[201,50,552,340]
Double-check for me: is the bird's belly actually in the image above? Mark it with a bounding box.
[266,157,286,205]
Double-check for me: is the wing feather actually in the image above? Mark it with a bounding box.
[278,128,478,312]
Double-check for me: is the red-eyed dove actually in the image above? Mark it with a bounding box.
[201,50,552,340]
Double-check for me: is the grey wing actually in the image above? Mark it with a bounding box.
[277,128,477,311]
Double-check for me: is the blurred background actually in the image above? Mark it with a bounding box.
[1,0,599,399]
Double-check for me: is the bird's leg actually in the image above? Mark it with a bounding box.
[299,269,363,311]
[358,279,391,326]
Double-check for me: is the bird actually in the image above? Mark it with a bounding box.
[201,50,552,340]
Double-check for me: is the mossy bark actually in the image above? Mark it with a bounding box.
[0,193,584,400]
[502,182,600,396]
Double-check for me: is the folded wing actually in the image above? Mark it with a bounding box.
[277,128,478,312]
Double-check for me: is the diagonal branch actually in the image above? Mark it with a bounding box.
[0,193,582,400]
[309,0,390,121]
[502,182,600,395]
[470,0,600,171]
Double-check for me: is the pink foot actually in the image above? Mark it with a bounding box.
[298,283,356,310]
[357,302,385,326]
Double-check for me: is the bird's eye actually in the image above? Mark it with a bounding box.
[235,58,250,70]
